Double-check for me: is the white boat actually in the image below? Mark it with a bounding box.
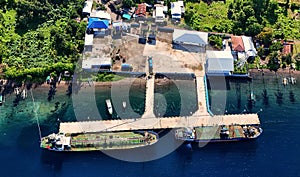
[15,88,20,96]
[21,89,27,100]
[106,99,113,114]
[122,101,126,108]
[283,77,288,86]
[290,77,296,85]
[0,95,3,105]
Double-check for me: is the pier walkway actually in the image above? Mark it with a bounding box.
[194,74,210,116]
[60,114,260,134]
[141,75,156,118]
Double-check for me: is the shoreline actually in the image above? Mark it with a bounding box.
[1,69,299,94]
[249,68,300,77]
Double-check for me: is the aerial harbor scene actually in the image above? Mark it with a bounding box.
[0,0,300,176]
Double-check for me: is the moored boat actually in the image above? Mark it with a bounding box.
[175,125,262,142]
[106,99,113,114]
[40,131,159,151]
[0,95,3,105]
[290,77,296,85]
[283,77,288,86]
[21,89,27,100]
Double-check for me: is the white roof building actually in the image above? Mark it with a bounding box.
[90,10,112,24]
[84,33,94,46]
[82,1,93,16]
[171,1,183,20]
[206,51,234,76]
[82,56,111,71]
[153,5,165,23]
[242,36,257,57]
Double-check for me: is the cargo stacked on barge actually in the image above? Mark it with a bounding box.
[175,125,262,142]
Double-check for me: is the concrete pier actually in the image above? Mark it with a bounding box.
[60,114,260,134]
[141,75,155,118]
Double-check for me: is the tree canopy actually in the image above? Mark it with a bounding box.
[0,0,86,81]
[185,0,300,39]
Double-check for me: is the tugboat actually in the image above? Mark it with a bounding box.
[106,99,113,115]
[175,125,262,142]
[40,131,159,151]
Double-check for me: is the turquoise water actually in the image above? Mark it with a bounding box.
[0,73,299,177]
[154,79,198,117]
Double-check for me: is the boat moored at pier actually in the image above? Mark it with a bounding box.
[175,125,262,142]
[40,131,159,151]
[106,99,113,115]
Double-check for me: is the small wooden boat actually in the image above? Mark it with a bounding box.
[40,131,159,151]
[106,99,113,114]
[21,89,27,100]
[283,77,288,86]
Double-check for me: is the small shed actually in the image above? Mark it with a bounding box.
[206,51,234,76]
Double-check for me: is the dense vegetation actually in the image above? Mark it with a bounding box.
[185,0,300,39]
[185,0,300,71]
[0,0,86,82]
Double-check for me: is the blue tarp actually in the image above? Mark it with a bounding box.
[88,18,109,29]
[122,13,131,20]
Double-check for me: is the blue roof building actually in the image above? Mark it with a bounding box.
[87,18,109,29]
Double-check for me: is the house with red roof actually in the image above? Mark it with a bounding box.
[135,4,147,17]
[231,36,245,52]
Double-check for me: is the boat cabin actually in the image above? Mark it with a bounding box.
[46,133,71,151]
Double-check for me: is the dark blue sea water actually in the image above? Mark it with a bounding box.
[0,72,300,177]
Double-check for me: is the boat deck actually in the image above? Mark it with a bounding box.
[194,125,246,140]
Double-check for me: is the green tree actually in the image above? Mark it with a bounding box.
[270,42,283,52]
[123,0,134,8]
[257,27,273,45]
[245,16,262,36]
[268,51,280,71]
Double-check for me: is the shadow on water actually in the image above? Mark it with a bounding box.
[289,90,295,103]
[177,140,259,155]
[275,89,283,106]
[262,89,269,106]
